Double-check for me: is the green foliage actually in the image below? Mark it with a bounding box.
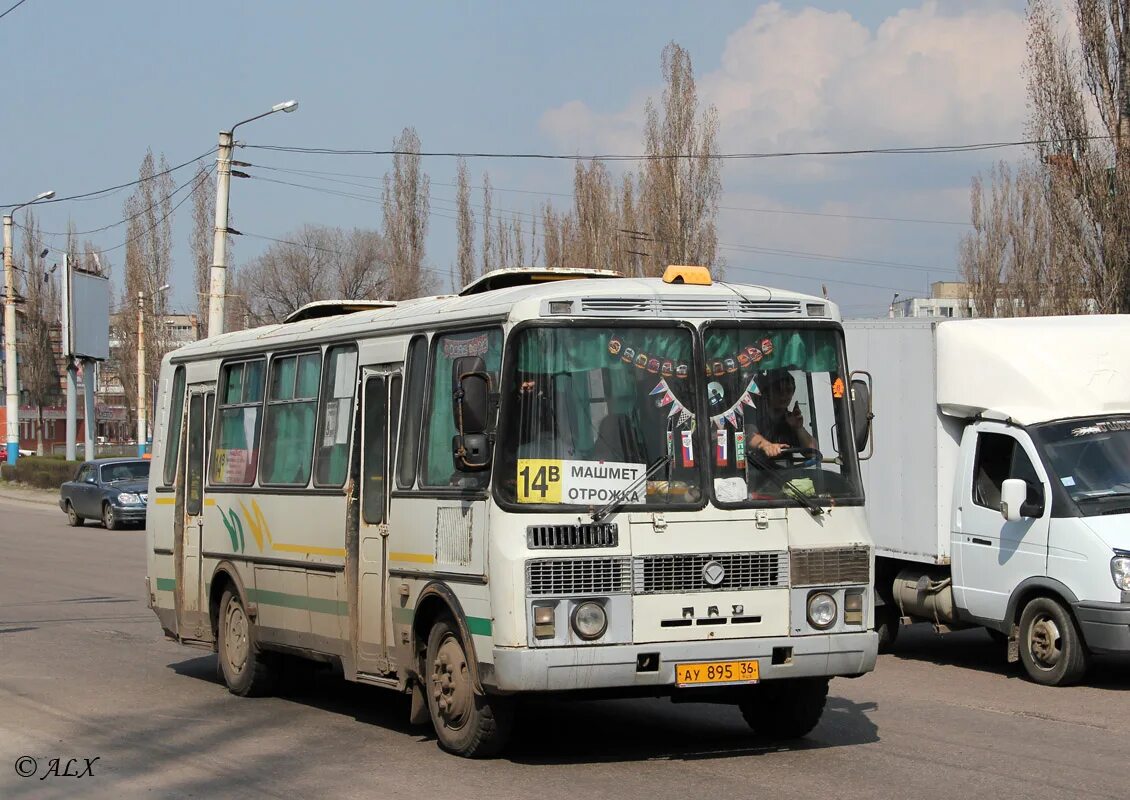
[0,456,81,490]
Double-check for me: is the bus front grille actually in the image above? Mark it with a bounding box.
[632,552,788,594]
[790,546,870,587]
[527,523,618,549]
[526,557,632,596]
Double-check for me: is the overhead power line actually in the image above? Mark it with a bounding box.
[244,134,1112,162]
[0,0,29,21]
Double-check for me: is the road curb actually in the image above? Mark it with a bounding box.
[0,484,58,506]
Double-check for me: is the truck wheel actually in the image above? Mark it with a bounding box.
[1018,596,1089,686]
[65,502,83,527]
[217,588,276,697]
[425,615,513,758]
[102,503,119,531]
[738,677,830,739]
[875,606,900,653]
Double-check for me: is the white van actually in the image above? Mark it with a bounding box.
[845,316,1130,686]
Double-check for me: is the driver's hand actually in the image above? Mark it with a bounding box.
[787,403,804,430]
[761,441,786,457]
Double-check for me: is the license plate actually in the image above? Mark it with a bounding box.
[675,659,760,687]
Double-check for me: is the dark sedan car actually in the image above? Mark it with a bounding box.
[59,458,150,530]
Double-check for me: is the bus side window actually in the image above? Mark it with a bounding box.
[314,344,359,487]
[211,359,266,486]
[396,336,427,489]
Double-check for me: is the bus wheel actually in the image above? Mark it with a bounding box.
[218,588,275,697]
[738,677,829,739]
[66,502,83,527]
[1018,596,1089,686]
[425,615,512,758]
[102,503,119,531]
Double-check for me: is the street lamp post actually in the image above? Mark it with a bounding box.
[4,189,54,465]
[137,284,169,456]
[207,100,298,338]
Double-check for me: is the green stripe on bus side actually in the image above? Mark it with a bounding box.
[390,606,492,637]
[155,578,176,592]
[246,588,348,617]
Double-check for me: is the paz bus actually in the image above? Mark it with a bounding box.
[144,265,878,757]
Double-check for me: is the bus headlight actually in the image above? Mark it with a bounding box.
[571,601,608,640]
[1111,556,1130,591]
[807,592,838,630]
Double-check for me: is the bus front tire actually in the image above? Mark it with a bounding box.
[1018,596,1089,686]
[425,615,512,758]
[217,588,275,697]
[738,677,829,740]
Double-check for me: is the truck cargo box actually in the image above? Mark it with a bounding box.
[844,320,963,564]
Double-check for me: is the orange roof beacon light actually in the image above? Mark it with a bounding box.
[662,264,712,286]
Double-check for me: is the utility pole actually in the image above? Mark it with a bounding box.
[61,253,77,461]
[3,189,54,465]
[136,290,146,457]
[207,100,298,338]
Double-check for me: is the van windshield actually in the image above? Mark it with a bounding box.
[1033,418,1130,515]
[496,325,702,508]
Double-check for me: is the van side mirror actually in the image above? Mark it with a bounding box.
[849,371,873,458]
[1001,478,1044,521]
[451,356,492,471]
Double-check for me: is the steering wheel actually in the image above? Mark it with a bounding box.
[767,446,823,468]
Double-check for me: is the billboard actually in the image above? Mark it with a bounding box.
[68,269,110,361]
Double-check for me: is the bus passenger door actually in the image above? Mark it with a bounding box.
[354,368,402,676]
[175,382,214,642]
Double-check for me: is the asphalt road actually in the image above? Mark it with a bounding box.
[1,495,1127,800]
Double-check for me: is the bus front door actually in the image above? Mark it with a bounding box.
[175,382,214,643]
[353,368,402,677]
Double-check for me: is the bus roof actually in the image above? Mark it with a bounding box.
[169,276,835,362]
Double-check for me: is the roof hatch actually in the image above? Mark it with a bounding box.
[283,299,397,324]
[458,267,622,296]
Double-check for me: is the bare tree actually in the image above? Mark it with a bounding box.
[638,42,721,277]
[238,224,389,324]
[481,172,495,274]
[382,128,432,299]
[15,212,61,454]
[574,159,616,270]
[191,163,217,334]
[455,158,476,289]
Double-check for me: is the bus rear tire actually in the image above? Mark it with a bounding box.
[425,615,513,758]
[738,677,829,739]
[217,588,275,697]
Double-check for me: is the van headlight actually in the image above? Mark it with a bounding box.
[807,592,838,630]
[1111,556,1130,591]
[571,601,608,640]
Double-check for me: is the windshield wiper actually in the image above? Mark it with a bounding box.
[1075,491,1130,503]
[591,455,671,523]
[746,449,824,518]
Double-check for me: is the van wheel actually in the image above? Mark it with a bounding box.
[102,503,119,530]
[738,677,830,739]
[425,615,513,757]
[217,588,275,697]
[65,502,83,527]
[1018,596,1088,686]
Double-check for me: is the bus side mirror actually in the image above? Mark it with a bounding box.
[452,356,492,471]
[849,371,873,459]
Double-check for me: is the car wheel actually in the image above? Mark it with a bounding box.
[102,503,119,531]
[1018,596,1089,686]
[65,502,83,527]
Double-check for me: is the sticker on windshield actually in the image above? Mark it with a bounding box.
[516,459,647,504]
[1072,420,1130,436]
[1061,476,1076,487]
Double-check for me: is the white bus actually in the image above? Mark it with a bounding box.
[145,266,878,757]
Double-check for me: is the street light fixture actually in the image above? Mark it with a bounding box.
[4,189,55,465]
[207,100,299,338]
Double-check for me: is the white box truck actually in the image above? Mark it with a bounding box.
[844,316,1130,686]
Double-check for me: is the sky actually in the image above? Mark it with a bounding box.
[0,0,1034,318]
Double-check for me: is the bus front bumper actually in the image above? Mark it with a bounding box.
[487,631,877,693]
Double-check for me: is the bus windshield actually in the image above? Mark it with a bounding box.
[702,325,861,506]
[498,325,702,508]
